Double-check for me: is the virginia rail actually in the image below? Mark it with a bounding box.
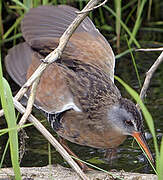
[5,5,154,168]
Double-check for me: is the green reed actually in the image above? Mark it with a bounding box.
[0,48,21,179]
[114,0,121,50]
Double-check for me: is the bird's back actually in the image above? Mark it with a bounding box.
[5,5,116,114]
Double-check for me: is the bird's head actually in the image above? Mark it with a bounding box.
[108,98,154,164]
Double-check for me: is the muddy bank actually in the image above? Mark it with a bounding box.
[0,164,157,180]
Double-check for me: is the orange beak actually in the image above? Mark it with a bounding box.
[132,131,154,164]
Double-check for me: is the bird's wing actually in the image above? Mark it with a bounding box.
[5,42,32,86]
[21,5,115,82]
[5,43,80,113]
[5,5,115,113]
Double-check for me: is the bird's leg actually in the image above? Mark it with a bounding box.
[104,148,117,164]
[59,137,92,172]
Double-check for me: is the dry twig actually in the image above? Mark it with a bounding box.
[76,0,108,14]
[19,77,40,127]
[135,47,163,52]
[139,51,163,101]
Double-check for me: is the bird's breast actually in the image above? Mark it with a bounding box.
[55,110,126,149]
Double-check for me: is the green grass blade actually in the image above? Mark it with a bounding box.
[0,0,3,38]
[0,48,21,179]
[0,33,22,45]
[115,48,135,59]
[147,0,152,21]
[121,0,137,12]
[100,24,113,31]
[99,7,105,25]
[0,123,33,134]
[135,138,157,174]
[0,140,9,168]
[104,5,141,48]
[23,0,32,9]
[3,16,23,40]
[125,36,142,88]
[129,0,147,45]
[0,78,21,179]
[124,6,137,28]
[158,138,163,180]
[140,27,163,33]
[72,156,124,180]
[12,0,28,11]
[48,143,52,165]
[114,0,121,49]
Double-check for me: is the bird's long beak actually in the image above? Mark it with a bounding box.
[132,131,154,164]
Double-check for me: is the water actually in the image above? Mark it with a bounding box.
[0,46,162,174]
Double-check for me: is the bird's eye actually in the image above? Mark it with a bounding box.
[125,120,133,126]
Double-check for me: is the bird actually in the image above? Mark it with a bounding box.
[5,5,154,170]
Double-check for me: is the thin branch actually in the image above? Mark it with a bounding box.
[135,47,163,52]
[13,99,89,180]
[76,0,108,14]
[18,77,40,127]
[139,51,163,101]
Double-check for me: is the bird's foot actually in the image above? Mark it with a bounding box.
[59,137,93,172]
[104,148,117,164]
[77,160,93,172]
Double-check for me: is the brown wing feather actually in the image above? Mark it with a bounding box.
[21,5,115,81]
[5,43,74,113]
[5,43,33,86]
[27,56,74,113]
